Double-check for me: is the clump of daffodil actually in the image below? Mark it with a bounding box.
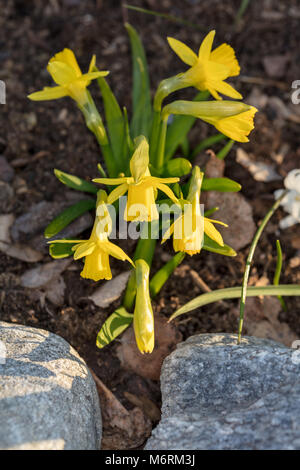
[28,48,109,106]
[162,166,227,255]
[163,100,257,143]
[93,136,179,222]
[167,30,241,101]
[50,190,133,281]
[133,259,154,354]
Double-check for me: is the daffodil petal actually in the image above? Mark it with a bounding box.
[161,220,176,243]
[73,241,96,260]
[167,37,198,66]
[214,107,257,142]
[28,86,68,101]
[204,217,228,227]
[211,80,242,100]
[102,241,134,266]
[107,183,129,204]
[199,30,215,60]
[155,183,179,204]
[93,177,131,185]
[81,71,109,82]
[88,54,96,73]
[204,219,224,246]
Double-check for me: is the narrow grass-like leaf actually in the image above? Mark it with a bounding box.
[202,177,241,192]
[170,285,300,321]
[125,23,152,138]
[44,199,95,239]
[203,234,236,257]
[96,307,133,348]
[216,139,234,160]
[49,241,76,259]
[191,133,225,159]
[54,169,98,194]
[96,75,125,172]
[165,91,210,161]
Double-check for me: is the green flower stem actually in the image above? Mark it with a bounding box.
[149,110,162,164]
[154,116,168,170]
[170,285,300,321]
[274,239,286,311]
[237,190,288,344]
[191,133,226,159]
[123,228,157,312]
[78,93,117,176]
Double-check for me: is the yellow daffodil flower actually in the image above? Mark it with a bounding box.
[162,167,227,255]
[28,48,109,106]
[163,100,257,143]
[133,259,154,354]
[50,191,133,281]
[167,30,241,100]
[93,136,179,222]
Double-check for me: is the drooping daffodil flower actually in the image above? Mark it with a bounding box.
[167,30,241,100]
[274,169,300,229]
[162,100,257,143]
[162,166,227,255]
[28,48,109,106]
[93,136,179,222]
[50,191,133,281]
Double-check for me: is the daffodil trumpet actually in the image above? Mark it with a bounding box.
[28,48,109,106]
[133,259,155,354]
[162,166,227,255]
[93,136,179,222]
[162,100,257,143]
[49,190,134,281]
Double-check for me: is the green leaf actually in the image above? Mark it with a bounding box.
[162,158,192,177]
[170,284,300,321]
[44,199,95,239]
[96,75,125,172]
[150,252,185,298]
[191,133,225,159]
[202,177,241,192]
[49,241,76,259]
[96,307,133,348]
[165,91,210,161]
[125,23,152,138]
[203,234,236,257]
[216,139,234,160]
[54,169,98,194]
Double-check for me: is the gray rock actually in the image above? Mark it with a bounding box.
[146,334,300,450]
[0,156,15,183]
[0,321,102,450]
[0,181,14,213]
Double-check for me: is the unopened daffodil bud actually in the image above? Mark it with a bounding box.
[28,49,109,106]
[133,259,155,354]
[93,136,180,222]
[162,166,227,255]
[50,190,133,281]
[162,100,257,143]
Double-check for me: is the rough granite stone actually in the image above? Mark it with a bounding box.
[0,321,102,450]
[145,334,300,450]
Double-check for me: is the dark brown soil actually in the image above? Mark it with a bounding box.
[1,0,300,449]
